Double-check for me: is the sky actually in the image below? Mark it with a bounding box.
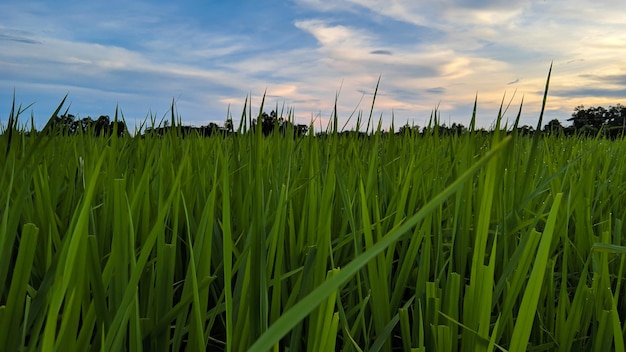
[1,0,626,132]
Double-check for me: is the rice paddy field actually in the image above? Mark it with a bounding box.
[2,94,626,351]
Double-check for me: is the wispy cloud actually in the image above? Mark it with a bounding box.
[507,78,519,85]
[370,50,392,56]
[0,28,42,44]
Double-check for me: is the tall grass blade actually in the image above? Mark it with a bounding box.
[509,193,562,350]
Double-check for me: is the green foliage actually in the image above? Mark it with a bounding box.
[2,92,626,351]
[44,113,128,137]
[568,104,626,137]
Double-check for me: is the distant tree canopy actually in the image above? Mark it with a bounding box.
[142,110,308,138]
[23,104,626,139]
[566,104,626,137]
[395,122,467,136]
[145,122,231,137]
[250,110,308,137]
[392,104,625,138]
[44,114,127,137]
[543,119,564,134]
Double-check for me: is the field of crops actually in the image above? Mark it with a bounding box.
[2,105,626,351]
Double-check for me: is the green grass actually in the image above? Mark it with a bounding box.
[1,91,626,351]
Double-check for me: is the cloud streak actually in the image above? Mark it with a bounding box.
[0,28,42,44]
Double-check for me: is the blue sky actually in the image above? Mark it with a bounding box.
[1,0,625,131]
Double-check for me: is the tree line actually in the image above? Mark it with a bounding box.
[44,114,128,137]
[13,104,625,138]
[396,104,626,138]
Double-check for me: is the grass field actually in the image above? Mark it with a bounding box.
[2,85,626,351]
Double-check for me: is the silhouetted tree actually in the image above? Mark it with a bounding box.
[293,124,309,137]
[543,119,564,135]
[605,104,626,128]
[567,104,626,138]
[250,110,307,137]
[44,114,127,136]
[396,123,420,136]
[224,118,234,133]
[568,105,608,130]
[449,123,467,135]
[47,114,77,134]
[94,115,110,135]
[262,111,278,136]
[514,125,535,136]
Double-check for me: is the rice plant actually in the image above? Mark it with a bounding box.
[1,77,626,351]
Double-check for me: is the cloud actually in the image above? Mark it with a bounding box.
[370,50,392,55]
[294,20,372,48]
[550,88,626,99]
[0,28,41,44]
[426,87,446,94]
[579,73,626,87]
